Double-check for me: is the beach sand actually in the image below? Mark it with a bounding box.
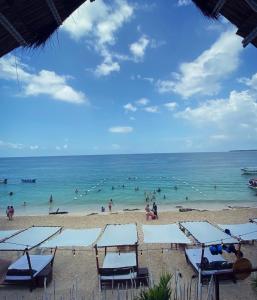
[0,207,257,299]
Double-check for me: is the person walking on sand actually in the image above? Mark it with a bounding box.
[108,199,113,212]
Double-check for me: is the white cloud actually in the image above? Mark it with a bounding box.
[95,58,120,76]
[144,106,159,113]
[63,144,68,149]
[109,126,133,133]
[177,0,191,6]
[111,143,121,150]
[131,74,154,83]
[136,98,149,106]
[176,90,257,140]
[210,134,228,140]
[157,30,242,98]
[0,140,24,149]
[129,116,136,121]
[130,35,149,60]
[124,103,137,112]
[0,55,87,104]
[30,145,39,150]
[238,73,257,91]
[63,0,134,76]
[55,146,61,151]
[164,102,177,111]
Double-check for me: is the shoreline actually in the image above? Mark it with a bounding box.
[2,200,257,217]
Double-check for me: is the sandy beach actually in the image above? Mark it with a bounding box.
[0,207,257,300]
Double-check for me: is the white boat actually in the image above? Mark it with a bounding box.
[248,178,257,190]
[241,167,257,175]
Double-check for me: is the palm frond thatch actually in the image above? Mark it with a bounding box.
[0,0,94,57]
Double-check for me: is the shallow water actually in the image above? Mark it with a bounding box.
[0,152,257,215]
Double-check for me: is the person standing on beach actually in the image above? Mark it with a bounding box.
[152,202,158,219]
[9,206,14,220]
[6,206,10,220]
[108,199,113,212]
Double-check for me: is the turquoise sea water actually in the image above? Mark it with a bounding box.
[0,152,257,215]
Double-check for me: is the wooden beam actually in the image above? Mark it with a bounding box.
[0,12,27,46]
[243,25,257,47]
[212,0,227,16]
[45,0,62,25]
[245,0,257,13]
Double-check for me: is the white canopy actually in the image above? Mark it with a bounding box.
[0,226,61,251]
[218,223,257,241]
[180,221,238,245]
[0,230,19,242]
[40,228,101,248]
[96,224,137,247]
[142,224,192,244]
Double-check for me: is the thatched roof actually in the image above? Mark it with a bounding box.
[0,0,95,58]
[192,0,257,48]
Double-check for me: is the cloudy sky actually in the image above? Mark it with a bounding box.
[1,0,257,157]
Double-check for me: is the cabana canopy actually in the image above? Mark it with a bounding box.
[96,224,138,248]
[0,0,95,58]
[142,224,192,244]
[40,228,101,248]
[0,226,62,251]
[0,230,19,242]
[180,221,238,245]
[218,223,257,241]
[192,0,257,48]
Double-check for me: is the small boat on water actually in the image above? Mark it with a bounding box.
[21,179,36,183]
[49,208,68,215]
[0,179,7,184]
[248,178,257,190]
[241,167,257,175]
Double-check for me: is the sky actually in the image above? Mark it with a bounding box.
[0,0,257,157]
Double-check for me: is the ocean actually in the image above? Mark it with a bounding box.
[0,152,257,215]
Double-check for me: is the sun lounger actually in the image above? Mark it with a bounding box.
[4,252,56,290]
[185,248,233,281]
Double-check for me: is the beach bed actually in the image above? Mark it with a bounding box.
[95,224,148,290]
[218,223,257,242]
[0,226,61,290]
[185,248,233,280]
[4,252,56,289]
[179,221,238,283]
